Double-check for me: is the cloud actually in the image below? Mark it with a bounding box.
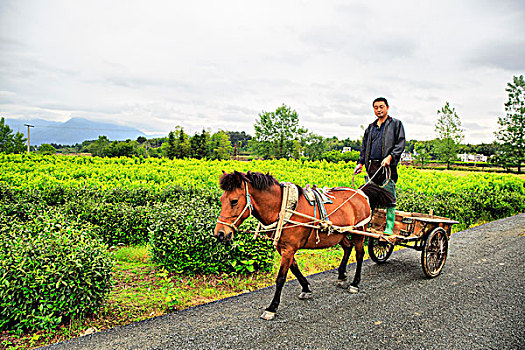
[0,1,516,144]
[468,39,525,71]
[0,90,18,104]
[0,36,25,50]
[463,122,493,132]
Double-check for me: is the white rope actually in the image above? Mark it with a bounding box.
[220,166,388,245]
[216,181,252,232]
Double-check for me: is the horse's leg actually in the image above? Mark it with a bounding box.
[290,258,312,299]
[349,234,365,294]
[336,237,353,288]
[261,247,296,320]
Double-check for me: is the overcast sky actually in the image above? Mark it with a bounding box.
[1,0,524,143]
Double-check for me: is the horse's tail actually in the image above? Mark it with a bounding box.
[359,182,395,210]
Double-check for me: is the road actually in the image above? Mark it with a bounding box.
[42,214,525,350]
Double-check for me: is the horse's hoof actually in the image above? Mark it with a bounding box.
[298,292,313,300]
[260,310,276,320]
[348,285,359,294]
[336,280,347,288]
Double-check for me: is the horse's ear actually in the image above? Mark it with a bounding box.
[222,170,226,174]
[232,170,242,183]
[234,170,250,184]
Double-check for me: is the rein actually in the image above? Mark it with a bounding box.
[216,166,389,246]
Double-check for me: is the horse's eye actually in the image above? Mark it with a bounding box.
[230,199,238,208]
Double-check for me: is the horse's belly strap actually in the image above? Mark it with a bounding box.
[255,185,372,246]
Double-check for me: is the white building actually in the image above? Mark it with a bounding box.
[401,152,415,162]
[458,153,488,162]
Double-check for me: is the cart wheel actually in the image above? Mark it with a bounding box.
[421,227,448,278]
[368,237,394,264]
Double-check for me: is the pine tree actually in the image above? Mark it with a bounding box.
[167,131,176,159]
[494,75,525,173]
[434,102,464,169]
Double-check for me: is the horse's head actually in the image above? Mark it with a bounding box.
[214,171,253,242]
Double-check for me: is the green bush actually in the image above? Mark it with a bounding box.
[0,201,47,221]
[397,183,525,230]
[320,150,360,163]
[0,212,113,332]
[149,195,274,275]
[66,199,154,246]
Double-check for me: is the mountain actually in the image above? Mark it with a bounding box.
[5,117,146,145]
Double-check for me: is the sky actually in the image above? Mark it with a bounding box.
[1,0,524,144]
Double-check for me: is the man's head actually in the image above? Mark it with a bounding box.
[373,97,389,119]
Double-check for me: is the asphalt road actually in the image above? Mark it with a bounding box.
[42,214,525,350]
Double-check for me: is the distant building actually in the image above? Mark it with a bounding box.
[458,153,488,162]
[401,152,415,162]
[342,147,353,153]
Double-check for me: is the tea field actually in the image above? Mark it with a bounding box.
[1,154,524,345]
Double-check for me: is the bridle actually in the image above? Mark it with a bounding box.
[215,166,388,245]
[216,181,253,233]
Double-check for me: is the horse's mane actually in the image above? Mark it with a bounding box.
[219,171,280,192]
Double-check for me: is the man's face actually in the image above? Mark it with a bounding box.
[373,102,389,119]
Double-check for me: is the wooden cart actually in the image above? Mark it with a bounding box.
[363,209,459,278]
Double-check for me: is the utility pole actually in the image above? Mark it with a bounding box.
[24,124,34,153]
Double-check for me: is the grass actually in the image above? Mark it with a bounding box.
[0,243,367,350]
[4,208,481,350]
[111,245,150,263]
[415,163,523,175]
[2,217,487,350]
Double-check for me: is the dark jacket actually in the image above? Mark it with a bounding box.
[358,116,406,168]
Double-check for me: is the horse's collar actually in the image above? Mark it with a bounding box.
[259,182,299,230]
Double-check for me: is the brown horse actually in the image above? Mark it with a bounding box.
[213,171,390,320]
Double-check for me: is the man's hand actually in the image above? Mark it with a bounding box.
[381,155,393,167]
[354,163,363,174]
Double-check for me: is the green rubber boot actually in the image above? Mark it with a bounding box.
[384,207,396,235]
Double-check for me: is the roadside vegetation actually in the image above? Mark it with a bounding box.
[1,245,361,349]
[1,155,524,349]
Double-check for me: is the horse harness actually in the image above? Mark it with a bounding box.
[217,180,372,248]
[216,181,253,233]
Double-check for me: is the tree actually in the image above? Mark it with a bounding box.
[405,139,417,154]
[414,141,432,168]
[320,149,359,162]
[302,133,327,160]
[190,129,210,159]
[474,142,499,157]
[494,75,525,173]
[102,140,135,157]
[325,136,343,152]
[12,131,27,154]
[174,127,191,159]
[210,131,232,160]
[227,131,252,151]
[85,135,110,157]
[0,117,26,154]
[253,104,307,159]
[341,138,362,151]
[38,143,56,155]
[166,131,176,159]
[232,140,242,160]
[434,102,464,169]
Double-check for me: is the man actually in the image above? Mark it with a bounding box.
[354,97,406,235]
